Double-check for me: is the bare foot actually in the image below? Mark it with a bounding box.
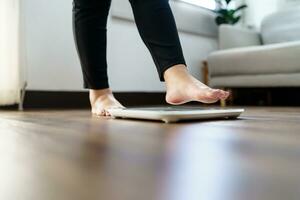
[90,89,125,117]
[164,65,230,105]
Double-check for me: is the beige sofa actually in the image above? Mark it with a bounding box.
[208,7,300,88]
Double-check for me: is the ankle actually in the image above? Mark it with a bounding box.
[89,88,112,103]
[163,64,188,82]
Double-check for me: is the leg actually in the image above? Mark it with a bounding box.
[129,0,186,80]
[129,0,229,104]
[73,0,111,89]
[73,0,124,116]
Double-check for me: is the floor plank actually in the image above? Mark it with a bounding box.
[0,107,300,200]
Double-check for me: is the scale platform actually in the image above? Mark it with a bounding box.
[108,106,245,123]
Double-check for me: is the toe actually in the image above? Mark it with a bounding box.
[99,109,106,116]
[209,89,223,99]
[217,90,230,100]
[219,91,228,99]
[105,110,111,117]
[225,91,230,98]
[223,91,230,99]
[193,89,221,104]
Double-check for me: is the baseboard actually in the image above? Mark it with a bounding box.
[2,88,298,110]
[22,91,170,109]
[230,87,300,106]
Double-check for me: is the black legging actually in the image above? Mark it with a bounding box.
[73,0,186,89]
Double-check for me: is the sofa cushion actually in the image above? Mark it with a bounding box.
[261,6,300,44]
[208,41,300,77]
[219,25,262,50]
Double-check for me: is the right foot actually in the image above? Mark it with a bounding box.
[164,65,230,105]
[90,89,125,117]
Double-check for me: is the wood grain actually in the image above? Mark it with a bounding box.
[0,107,300,200]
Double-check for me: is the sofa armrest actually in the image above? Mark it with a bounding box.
[219,25,262,50]
[208,41,300,77]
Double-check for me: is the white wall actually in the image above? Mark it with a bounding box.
[244,0,280,29]
[22,0,83,91]
[244,0,300,29]
[22,0,218,92]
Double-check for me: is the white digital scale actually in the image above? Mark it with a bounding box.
[108,106,245,123]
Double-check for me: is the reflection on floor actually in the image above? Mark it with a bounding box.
[0,107,300,200]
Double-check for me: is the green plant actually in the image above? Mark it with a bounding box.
[213,0,247,25]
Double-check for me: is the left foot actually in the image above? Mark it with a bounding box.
[164,65,230,105]
[90,89,125,117]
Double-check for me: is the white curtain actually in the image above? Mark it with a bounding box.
[0,0,21,105]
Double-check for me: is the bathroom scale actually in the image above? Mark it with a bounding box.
[108,106,245,123]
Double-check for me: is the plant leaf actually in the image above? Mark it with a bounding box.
[228,9,235,16]
[216,9,228,16]
[232,16,241,24]
[216,16,227,25]
[225,0,232,5]
[233,5,248,13]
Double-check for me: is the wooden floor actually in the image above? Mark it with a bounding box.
[0,107,300,200]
